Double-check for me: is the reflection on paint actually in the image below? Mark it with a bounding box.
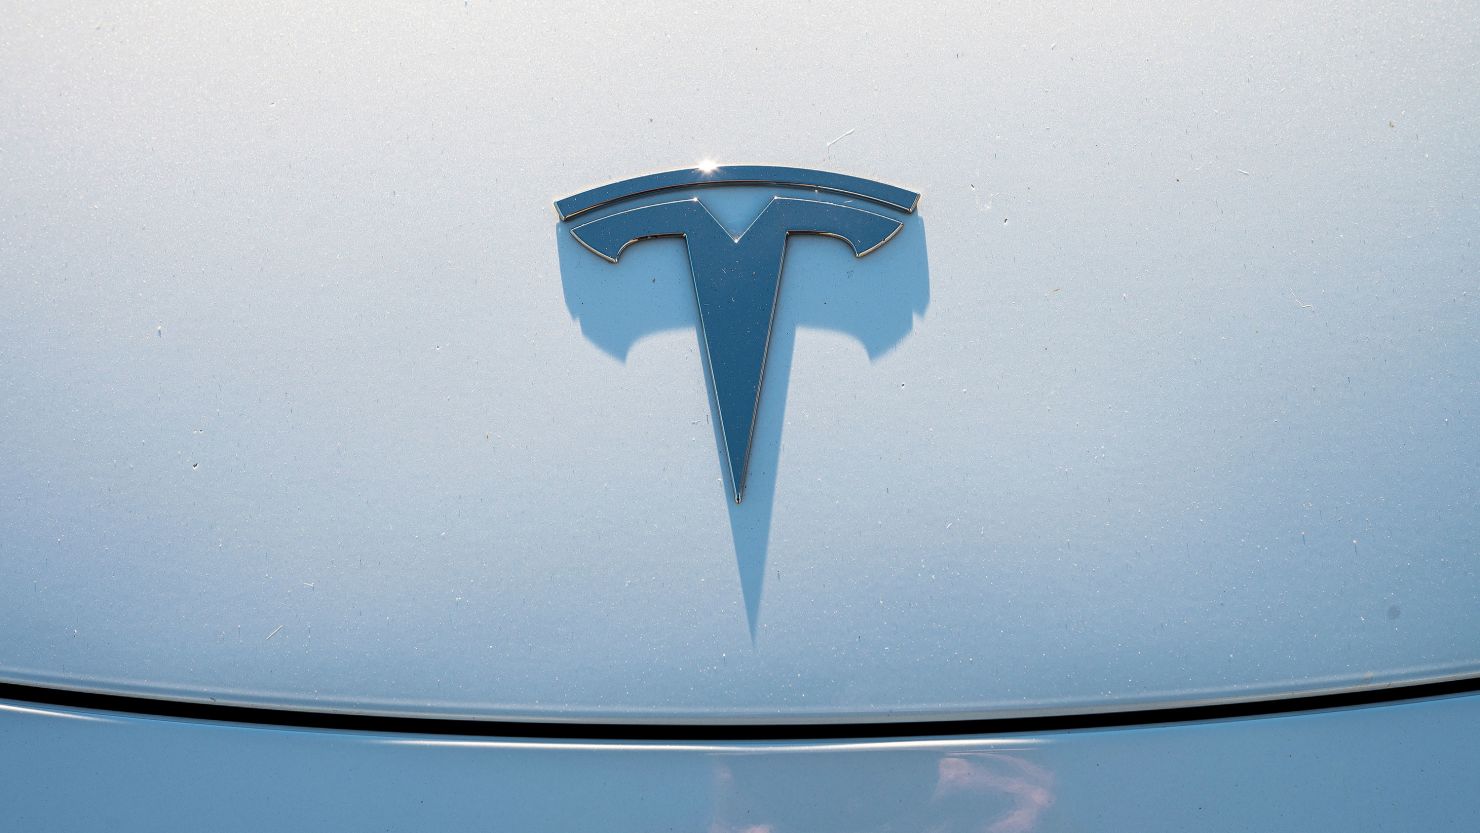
[935,754,1056,833]
[705,747,1055,833]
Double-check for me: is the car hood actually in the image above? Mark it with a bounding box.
[2,1,1478,722]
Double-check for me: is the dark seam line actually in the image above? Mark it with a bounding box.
[3,676,1479,741]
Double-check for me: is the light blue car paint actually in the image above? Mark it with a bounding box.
[4,693,1479,831]
[2,0,1478,827]
[4,0,1478,715]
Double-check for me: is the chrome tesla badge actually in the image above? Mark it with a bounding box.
[556,165,920,503]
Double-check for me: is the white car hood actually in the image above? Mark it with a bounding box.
[2,0,1477,721]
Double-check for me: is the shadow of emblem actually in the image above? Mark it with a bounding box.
[556,165,929,636]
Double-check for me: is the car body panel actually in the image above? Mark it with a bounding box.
[4,692,1480,831]
[2,1,1478,721]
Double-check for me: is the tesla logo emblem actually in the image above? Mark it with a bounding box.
[556,165,920,503]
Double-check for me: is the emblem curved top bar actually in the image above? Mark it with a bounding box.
[554,165,921,221]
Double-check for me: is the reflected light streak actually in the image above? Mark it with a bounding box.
[0,702,110,723]
[382,737,1045,754]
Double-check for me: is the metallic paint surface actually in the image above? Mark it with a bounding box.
[2,1,1478,719]
[3,694,1479,830]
